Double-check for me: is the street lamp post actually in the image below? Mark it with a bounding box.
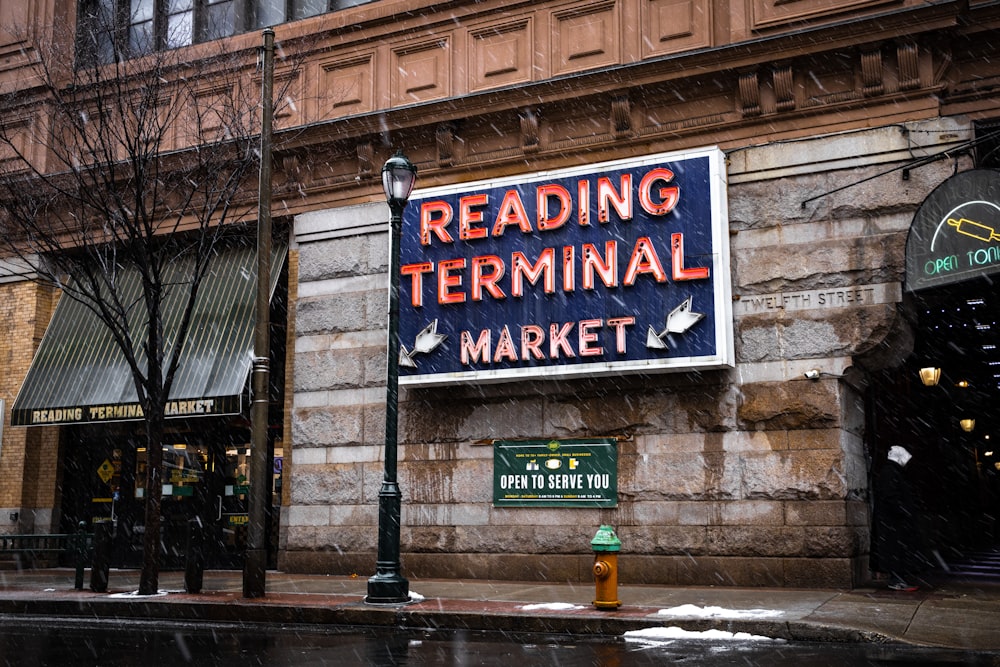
[365,151,417,605]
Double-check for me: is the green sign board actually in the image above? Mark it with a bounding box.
[493,439,618,507]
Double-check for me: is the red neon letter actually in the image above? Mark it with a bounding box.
[520,325,545,360]
[578,179,590,226]
[459,193,489,241]
[494,326,518,362]
[671,233,710,281]
[537,184,571,231]
[511,248,555,296]
[401,262,433,307]
[438,258,467,304]
[493,190,532,237]
[624,237,667,285]
[563,246,575,292]
[460,329,491,365]
[578,318,603,357]
[471,255,506,301]
[549,322,576,359]
[597,174,632,223]
[420,201,454,245]
[638,168,679,216]
[606,316,635,354]
[582,241,618,289]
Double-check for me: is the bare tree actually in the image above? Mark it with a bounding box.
[0,25,269,595]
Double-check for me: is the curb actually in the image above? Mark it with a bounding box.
[0,594,898,646]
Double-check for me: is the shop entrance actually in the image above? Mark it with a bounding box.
[139,441,252,570]
[60,423,282,571]
[869,279,1000,579]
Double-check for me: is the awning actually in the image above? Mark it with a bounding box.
[11,243,286,427]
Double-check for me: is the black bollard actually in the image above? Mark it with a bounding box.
[185,516,205,594]
[89,521,112,593]
[73,521,88,590]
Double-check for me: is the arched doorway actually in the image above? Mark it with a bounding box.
[869,281,1000,580]
[870,168,1000,581]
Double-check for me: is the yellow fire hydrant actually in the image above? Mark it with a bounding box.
[591,525,621,610]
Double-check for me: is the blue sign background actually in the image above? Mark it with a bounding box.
[398,149,731,384]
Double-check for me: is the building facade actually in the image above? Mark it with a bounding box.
[2,0,999,586]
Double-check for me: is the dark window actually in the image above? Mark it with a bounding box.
[131,0,155,53]
[77,0,370,65]
[204,0,236,41]
[975,121,1000,169]
[76,0,118,66]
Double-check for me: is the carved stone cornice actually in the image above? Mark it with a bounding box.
[611,94,632,139]
[357,141,374,178]
[268,15,991,209]
[520,108,540,153]
[436,122,457,167]
[897,40,921,91]
[773,65,795,112]
[861,46,885,97]
[739,70,762,117]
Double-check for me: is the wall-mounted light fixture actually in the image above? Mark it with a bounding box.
[803,369,847,381]
[919,367,941,386]
[960,418,976,433]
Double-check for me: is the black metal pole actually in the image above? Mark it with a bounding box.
[365,196,410,604]
[244,26,274,599]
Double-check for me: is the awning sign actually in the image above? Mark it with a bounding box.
[906,169,1000,291]
[493,439,617,507]
[11,244,286,426]
[397,148,733,385]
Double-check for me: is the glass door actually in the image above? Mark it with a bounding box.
[215,443,250,568]
[130,440,249,569]
[160,442,210,569]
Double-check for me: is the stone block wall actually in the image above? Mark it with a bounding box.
[282,118,968,587]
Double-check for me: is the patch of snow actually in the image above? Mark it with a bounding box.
[107,590,170,598]
[408,590,425,603]
[656,604,784,619]
[625,626,783,644]
[519,602,586,611]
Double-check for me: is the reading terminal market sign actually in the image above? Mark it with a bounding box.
[396,148,734,386]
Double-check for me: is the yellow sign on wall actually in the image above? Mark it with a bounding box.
[97,459,114,484]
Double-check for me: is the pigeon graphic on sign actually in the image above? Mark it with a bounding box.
[646,296,705,349]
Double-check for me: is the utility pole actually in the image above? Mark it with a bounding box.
[244,26,274,599]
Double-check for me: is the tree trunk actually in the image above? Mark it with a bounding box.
[138,408,165,595]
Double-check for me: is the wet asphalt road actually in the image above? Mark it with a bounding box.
[0,618,996,666]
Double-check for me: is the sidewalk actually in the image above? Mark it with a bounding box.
[1,568,999,651]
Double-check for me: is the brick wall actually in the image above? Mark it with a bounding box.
[0,280,59,533]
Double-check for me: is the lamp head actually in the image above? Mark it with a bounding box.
[382,151,417,208]
[918,367,941,387]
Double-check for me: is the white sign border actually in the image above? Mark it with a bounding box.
[399,146,734,387]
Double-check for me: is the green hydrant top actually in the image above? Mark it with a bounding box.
[591,525,621,552]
